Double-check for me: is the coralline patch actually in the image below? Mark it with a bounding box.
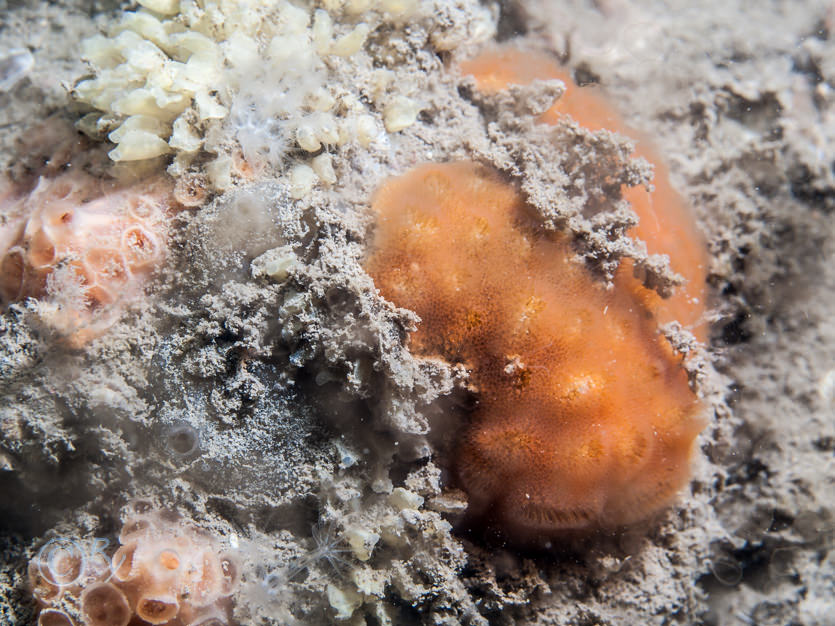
[365,161,704,538]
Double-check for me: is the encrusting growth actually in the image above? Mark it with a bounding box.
[71,0,438,194]
[29,503,240,626]
[460,46,709,341]
[0,170,173,346]
[365,162,704,537]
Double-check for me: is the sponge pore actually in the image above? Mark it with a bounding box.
[365,162,704,537]
[80,582,131,626]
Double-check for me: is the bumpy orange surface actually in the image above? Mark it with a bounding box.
[460,47,709,342]
[365,162,703,535]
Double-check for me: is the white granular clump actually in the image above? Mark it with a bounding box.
[71,0,495,194]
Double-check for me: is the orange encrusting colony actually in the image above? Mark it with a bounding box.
[0,171,172,346]
[460,47,709,342]
[365,162,704,535]
[29,506,240,626]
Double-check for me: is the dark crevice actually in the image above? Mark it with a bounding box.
[496,1,528,41]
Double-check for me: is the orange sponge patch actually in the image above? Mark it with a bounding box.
[460,47,621,131]
[0,172,173,345]
[461,47,709,341]
[365,162,703,536]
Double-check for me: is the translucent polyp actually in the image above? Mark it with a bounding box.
[80,582,131,626]
[111,542,139,581]
[28,561,62,605]
[136,592,180,624]
[37,609,74,626]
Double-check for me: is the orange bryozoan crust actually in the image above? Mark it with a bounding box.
[365,162,704,536]
[460,46,709,342]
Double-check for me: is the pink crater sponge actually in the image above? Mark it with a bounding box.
[29,504,241,626]
[0,171,174,346]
